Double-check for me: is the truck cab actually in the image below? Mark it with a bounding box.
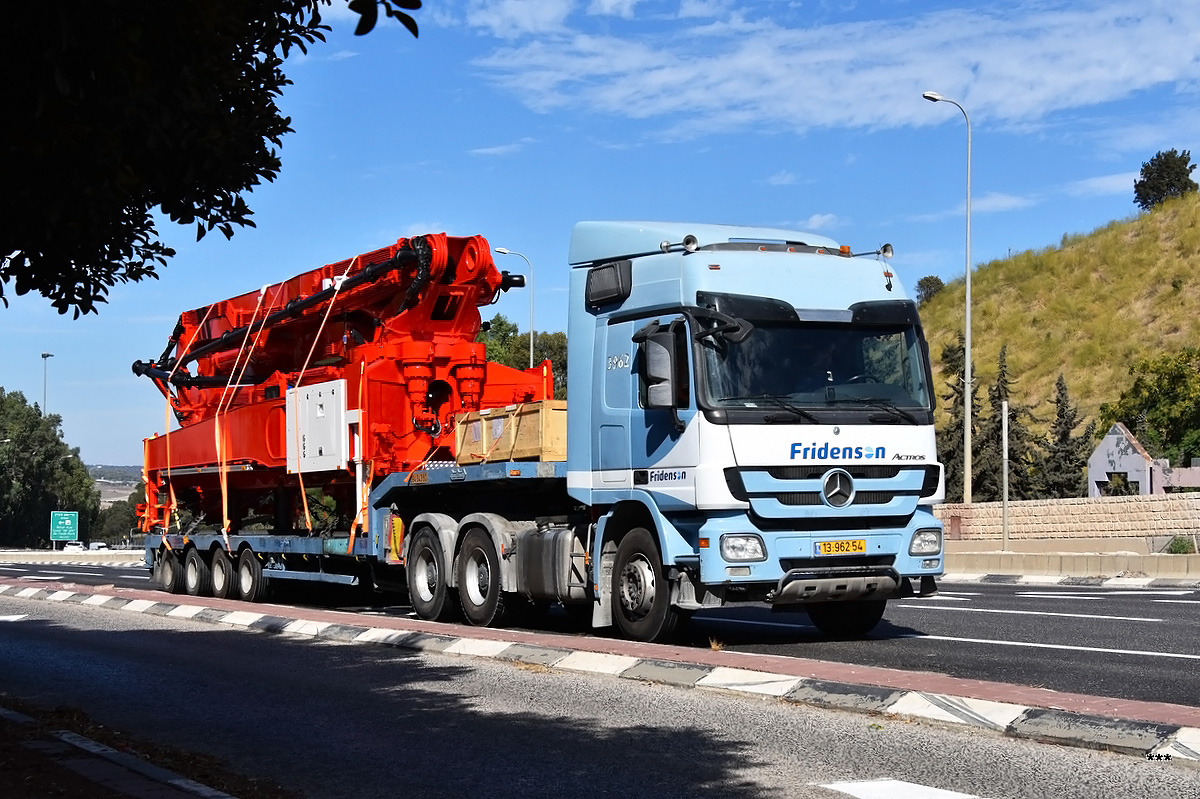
[566,222,944,641]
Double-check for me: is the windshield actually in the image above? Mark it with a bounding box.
[698,320,933,412]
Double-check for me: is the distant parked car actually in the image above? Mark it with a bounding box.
[89,542,109,551]
[63,541,85,552]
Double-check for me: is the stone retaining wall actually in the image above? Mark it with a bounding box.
[935,494,1200,541]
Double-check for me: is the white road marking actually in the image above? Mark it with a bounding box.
[42,570,105,577]
[0,615,28,622]
[901,633,1200,660]
[1014,592,1102,600]
[920,595,973,601]
[895,604,1161,623]
[0,566,28,572]
[1153,599,1200,604]
[819,778,982,798]
[936,591,981,596]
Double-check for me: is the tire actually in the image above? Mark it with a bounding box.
[235,548,268,603]
[183,548,212,597]
[406,528,459,622]
[456,528,506,627]
[611,527,684,642]
[210,548,235,600]
[806,599,887,639]
[159,549,185,594]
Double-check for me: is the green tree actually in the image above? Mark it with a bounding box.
[974,345,1040,502]
[1133,149,1199,211]
[936,332,981,503]
[1033,374,1096,498]
[478,314,569,400]
[478,313,523,368]
[1099,348,1200,465]
[1,1,421,317]
[915,275,946,306]
[0,389,100,547]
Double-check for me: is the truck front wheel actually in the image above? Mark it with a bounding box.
[611,527,685,642]
[806,599,886,638]
[456,528,505,627]
[406,528,458,622]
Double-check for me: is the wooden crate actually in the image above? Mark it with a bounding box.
[454,400,567,464]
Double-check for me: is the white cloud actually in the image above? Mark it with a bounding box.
[1064,172,1138,198]
[587,0,642,18]
[472,1,1200,140]
[909,191,1038,223]
[466,0,574,39]
[469,137,537,156]
[800,213,839,230]
[766,170,796,185]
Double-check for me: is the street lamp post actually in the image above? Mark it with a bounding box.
[41,352,54,415]
[923,91,973,504]
[493,248,535,368]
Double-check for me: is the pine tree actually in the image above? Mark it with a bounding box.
[974,346,1040,502]
[936,332,980,503]
[1034,374,1096,498]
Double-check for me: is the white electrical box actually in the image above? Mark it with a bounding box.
[285,379,349,474]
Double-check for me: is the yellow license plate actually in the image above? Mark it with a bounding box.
[814,539,867,556]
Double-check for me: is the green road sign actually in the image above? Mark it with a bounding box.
[50,511,79,541]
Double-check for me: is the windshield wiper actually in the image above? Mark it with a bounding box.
[825,396,921,424]
[749,393,820,423]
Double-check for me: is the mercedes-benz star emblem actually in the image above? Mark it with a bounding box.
[821,468,855,508]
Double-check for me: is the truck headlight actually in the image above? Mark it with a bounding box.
[720,534,766,562]
[909,528,942,556]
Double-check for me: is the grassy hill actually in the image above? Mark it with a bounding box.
[917,192,1200,436]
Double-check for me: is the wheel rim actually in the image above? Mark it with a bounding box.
[213,558,226,592]
[413,547,437,603]
[238,561,252,595]
[463,547,490,607]
[185,558,198,591]
[619,554,656,620]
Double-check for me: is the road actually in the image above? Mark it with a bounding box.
[4,561,1196,708]
[0,594,1194,799]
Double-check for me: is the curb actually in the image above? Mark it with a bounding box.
[0,703,235,799]
[942,573,1200,588]
[3,581,1199,766]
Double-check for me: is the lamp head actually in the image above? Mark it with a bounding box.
[922,91,943,103]
[494,247,511,255]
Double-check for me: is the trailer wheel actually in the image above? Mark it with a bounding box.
[456,528,506,627]
[611,527,684,642]
[406,528,458,622]
[211,549,235,600]
[235,548,268,603]
[183,548,212,597]
[805,599,886,639]
[159,549,185,594]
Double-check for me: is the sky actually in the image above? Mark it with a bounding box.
[2,0,1198,466]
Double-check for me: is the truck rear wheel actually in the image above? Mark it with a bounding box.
[211,549,235,599]
[235,548,268,602]
[159,549,185,594]
[183,548,212,597]
[806,599,886,638]
[611,527,684,643]
[406,528,458,622]
[456,528,506,627]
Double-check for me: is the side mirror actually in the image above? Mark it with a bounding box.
[643,331,677,410]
